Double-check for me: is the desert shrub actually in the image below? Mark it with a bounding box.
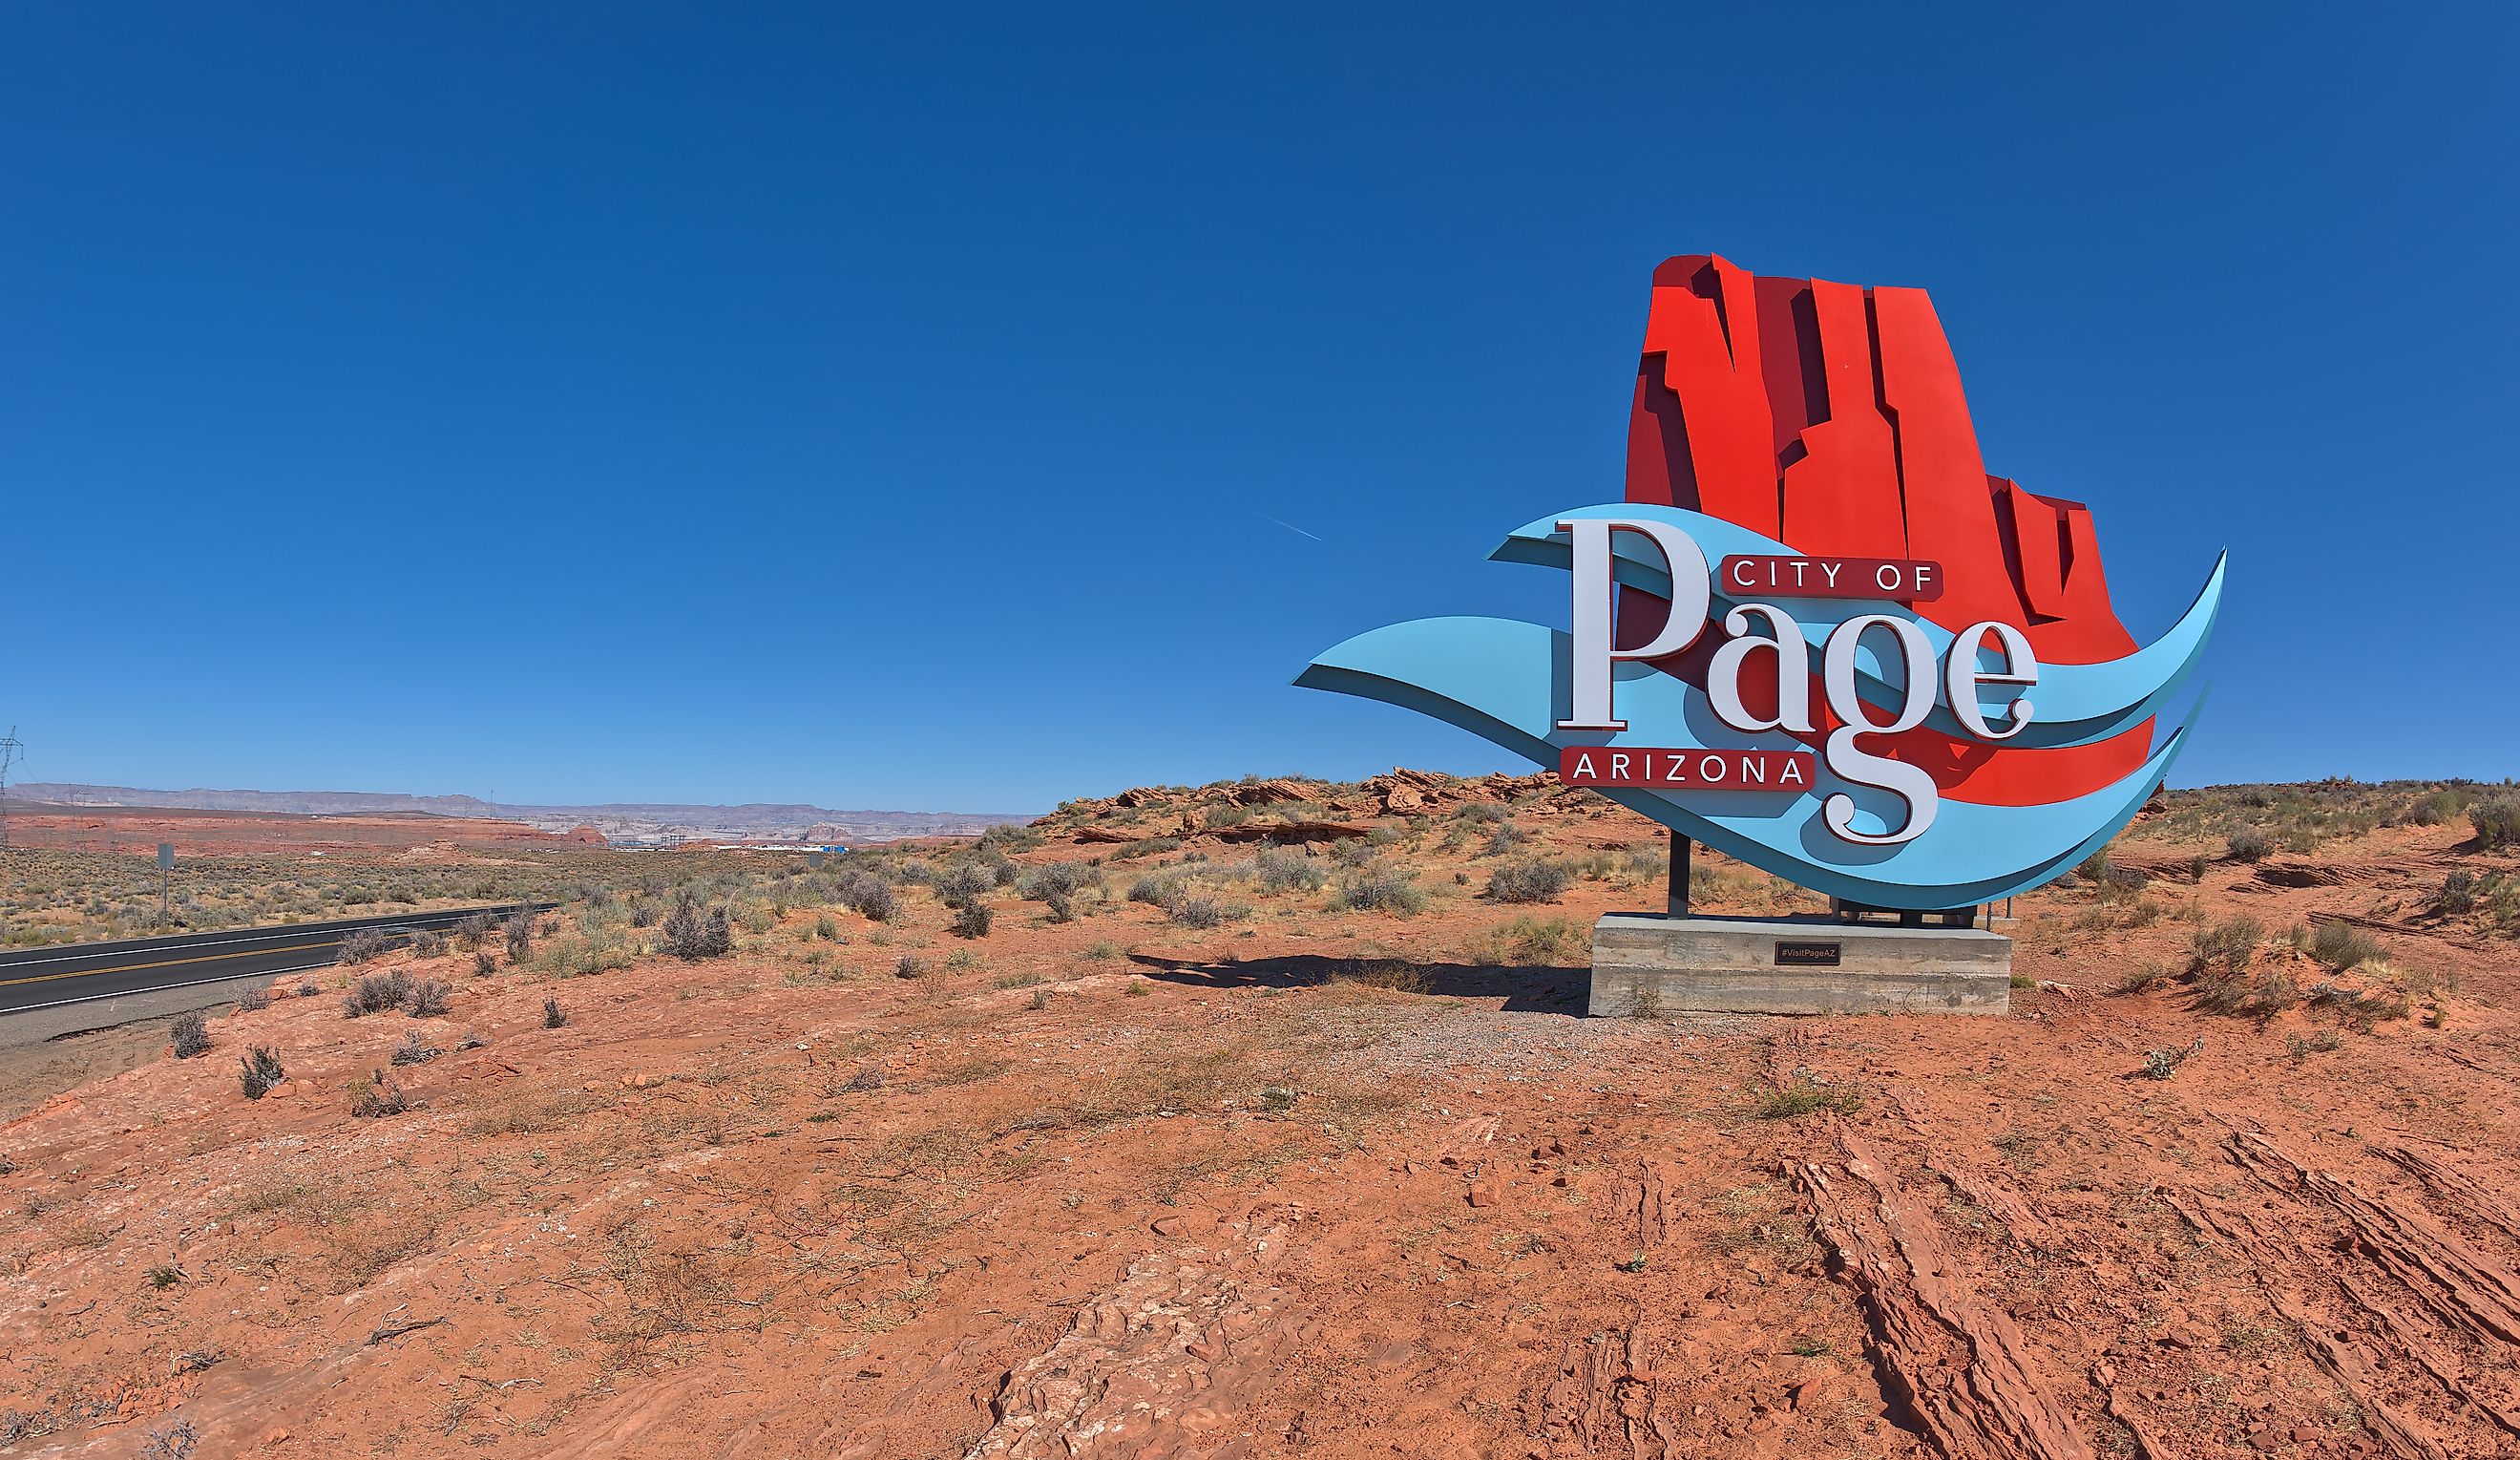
[660,896,735,960]
[1488,858,1575,904]
[472,950,497,977]
[504,915,534,963]
[2303,920,2383,971]
[2470,799,2520,850]
[1503,915,1583,963]
[1016,862,1102,901]
[348,1069,410,1118]
[1167,897,1225,929]
[811,912,841,941]
[342,969,415,1019]
[1483,822,1529,857]
[239,1046,285,1099]
[1253,845,1325,894]
[411,929,448,959]
[840,873,899,922]
[390,1030,440,1066]
[1127,874,1184,908]
[629,898,660,928]
[2438,870,2478,915]
[455,912,494,946]
[542,997,567,1028]
[2077,849,2112,882]
[2226,827,2273,863]
[338,926,394,965]
[1330,836,1376,868]
[894,954,925,979]
[170,1011,211,1059]
[1110,836,1182,862]
[408,978,452,1018]
[2188,916,2262,974]
[1334,863,1426,916]
[2186,915,2295,1014]
[934,861,996,907]
[951,900,994,939]
[238,986,271,1012]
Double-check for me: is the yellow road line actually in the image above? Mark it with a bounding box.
[0,940,340,990]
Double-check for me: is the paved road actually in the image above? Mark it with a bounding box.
[0,905,555,1016]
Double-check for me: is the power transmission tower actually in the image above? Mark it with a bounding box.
[0,727,20,850]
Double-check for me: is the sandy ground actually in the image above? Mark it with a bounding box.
[1,775,2515,1458]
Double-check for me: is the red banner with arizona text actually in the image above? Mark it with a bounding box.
[1558,746,1814,791]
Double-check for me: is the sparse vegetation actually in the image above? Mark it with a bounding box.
[170,1011,211,1059]
[543,997,568,1029]
[239,1046,285,1099]
[660,895,735,960]
[2471,798,2520,850]
[347,1069,411,1118]
[1486,858,1573,904]
[1334,862,1426,916]
[1754,1079,1865,1119]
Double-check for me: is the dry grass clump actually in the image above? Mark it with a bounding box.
[1754,1078,1866,1119]
[1334,862,1427,916]
[2186,916,2299,1016]
[1327,960,1431,995]
[1487,858,1574,904]
[1458,915,1586,967]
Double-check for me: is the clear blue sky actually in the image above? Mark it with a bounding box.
[5,6,2512,812]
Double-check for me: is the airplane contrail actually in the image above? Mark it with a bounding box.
[1255,512,1324,542]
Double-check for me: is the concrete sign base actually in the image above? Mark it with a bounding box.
[1587,913,2012,1017]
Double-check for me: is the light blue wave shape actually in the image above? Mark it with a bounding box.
[1490,503,2223,751]
[1294,614,2195,909]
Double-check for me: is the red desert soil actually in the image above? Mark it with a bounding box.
[3,772,2518,1458]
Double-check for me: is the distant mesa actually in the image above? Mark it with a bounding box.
[7,783,1037,848]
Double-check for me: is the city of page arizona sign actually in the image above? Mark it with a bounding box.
[1298,255,2223,912]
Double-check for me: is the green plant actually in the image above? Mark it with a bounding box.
[2470,798,2520,850]
[952,900,995,939]
[146,1264,183,1289]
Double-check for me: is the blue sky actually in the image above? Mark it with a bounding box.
[5,6,2512,812]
